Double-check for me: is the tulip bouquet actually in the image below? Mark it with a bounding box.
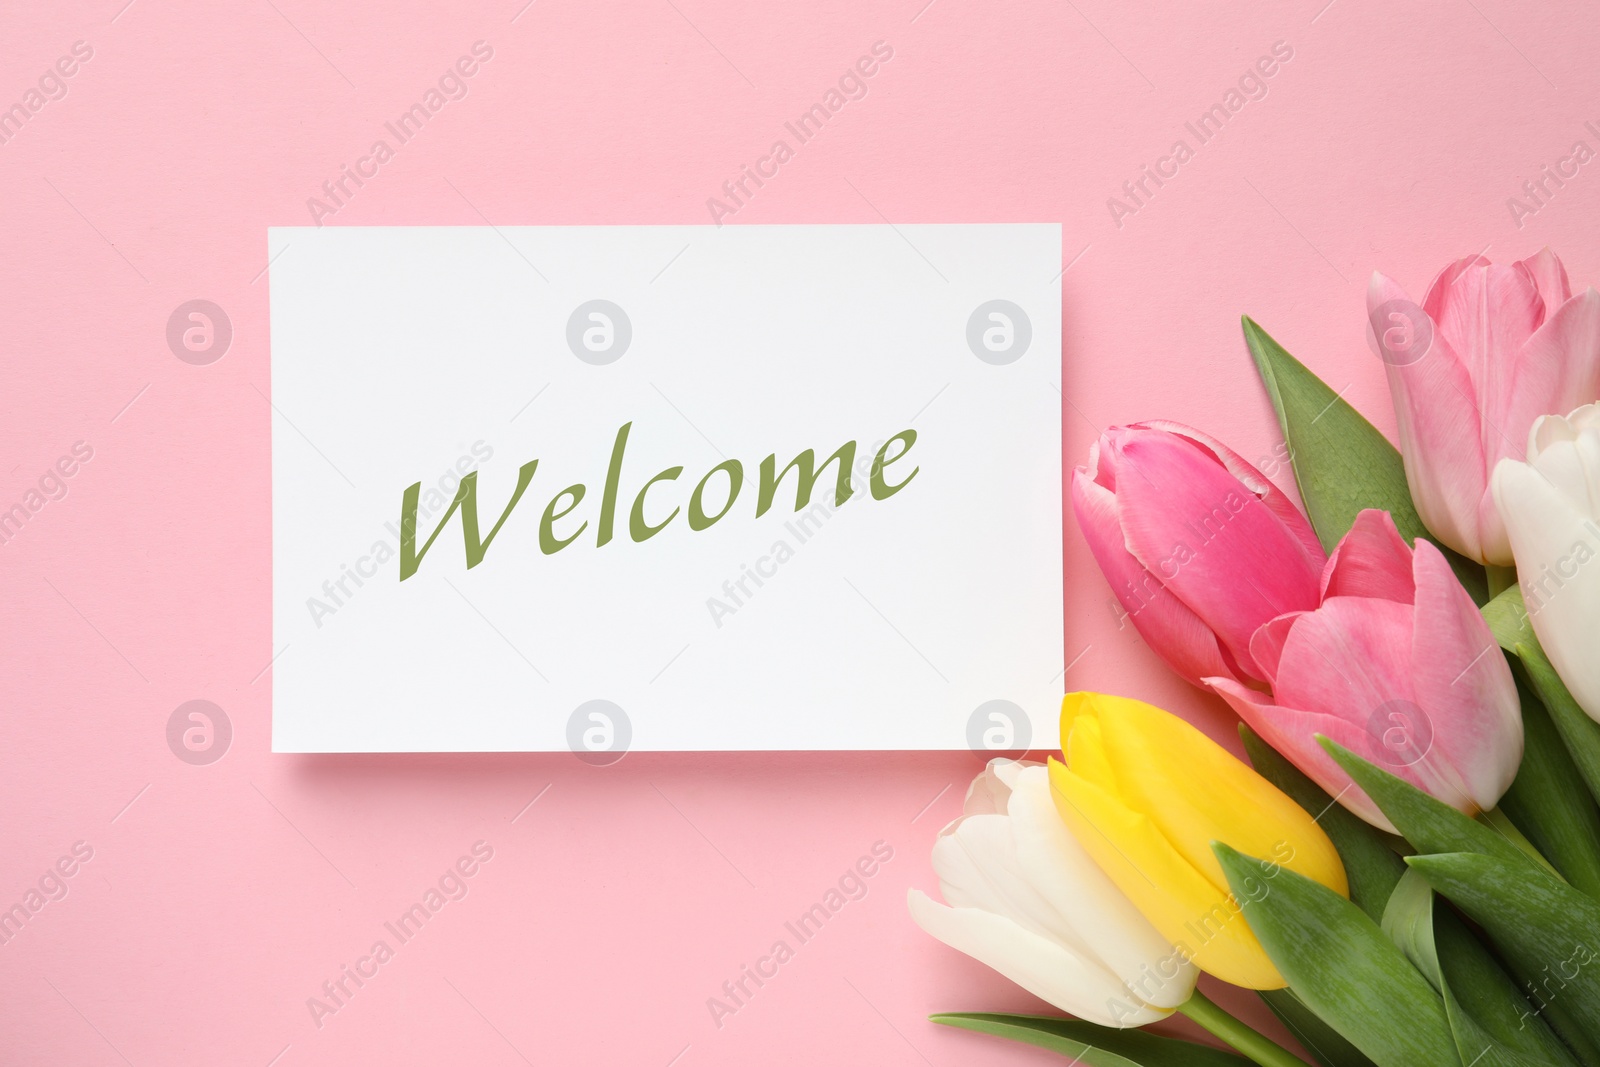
[911,251,1600,1067]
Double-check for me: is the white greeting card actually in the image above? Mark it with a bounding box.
[269,224,1062,752]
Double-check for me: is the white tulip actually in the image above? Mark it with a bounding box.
[907,759,1196,1027]
[1492,403,1600,720]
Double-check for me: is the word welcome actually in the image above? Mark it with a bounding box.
[0,41,93,146]
[1107,40,1294,230]
[306,840,494,1028]
[398,423,919,581]
[707,840,894,1028]
[306,42,494,225]
[1507,122,1600,230]
[706,41,895,225]
[0,841,93,946]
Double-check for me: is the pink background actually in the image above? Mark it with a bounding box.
[4,0,1599,1063]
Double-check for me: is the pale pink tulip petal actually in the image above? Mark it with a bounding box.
[1071,469,1239,685]
[1271,597,1418,742]
[1137,420,1326,569]
[1430,263,1544,411]
[1206,677,1393,830]
[1504,289,1600,464]
[1109,430,1324,679]
[1384,327,1490,560]
[1268,589,1502,816]
[1367,270,1413,316]
[1518,248,1573,313]
[1321,510,1415,603]
[1421,254,1492,323]
[1409,540,1523,812]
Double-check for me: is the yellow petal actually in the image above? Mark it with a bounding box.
[1048,758,1286,989]
[1076,693,1348,900]
[1066,714,1118,792]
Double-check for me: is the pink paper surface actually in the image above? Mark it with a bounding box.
[3,1,1598,1062]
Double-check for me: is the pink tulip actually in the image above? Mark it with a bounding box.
[1208,510,1523,831]
[1369,249,1600,565]
[1072,422,1327,688]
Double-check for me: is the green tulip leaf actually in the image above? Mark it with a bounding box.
[1320,739,1538,874]
[1382,869,1576,1067]
[1241,315,1488,603]
[1241,724,1407,921]
[1258,988,1380,1067]
[1499,666,1600,901]
[1406,852,1600,1044]
[929,1012,1250,1066]
[1484,585,1600,815]
[1212,842,1459,1067]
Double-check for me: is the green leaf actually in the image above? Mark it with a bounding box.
[1212,842,1459,1067]
[1241,316,1488,603]
[1499,665,1600,901]
[1242,724,1407,921]
[1320,739,1537,874]
[1485,585,1600,814]
[1382,869,1575,1067]
[1406,852,1600,1042]
[929,1012,1250,1066]
[1259,989,1380,1067]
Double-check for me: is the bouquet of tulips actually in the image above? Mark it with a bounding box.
[911,250,1600,1067]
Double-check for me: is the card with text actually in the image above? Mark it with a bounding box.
[269,224,1062,752]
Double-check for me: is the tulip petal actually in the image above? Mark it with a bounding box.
[930,763,1198,1012]
[1086,692,1348,900]
[1408,540,1523,813]
[1047,759,1285,990]
[1005,766,1198,1008]
[1065,713,1119,793]
[1420,255,1492,322]
[1383,328,1491,561]
[1494,457,1600,721]
[1272,596,1476,810]
[1206,677,1394,831]
[907,891,1173,1027]
[1272,597,1415,726]
[1108,431,1323,678]
[960,758,1025,818]
[1518,247,1573,311]
[1321,509,1415,603]
[1249,612,1300,686]
[1429,262,1543,396]
[1136,420,1326,568]
[1072,469,1239,686]
[1504,288,1600,469]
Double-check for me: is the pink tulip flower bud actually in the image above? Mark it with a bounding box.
[1208,510,1523,831]
[1072,421,1327,688]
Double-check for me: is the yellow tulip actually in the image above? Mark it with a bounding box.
[1048,692,1348,989]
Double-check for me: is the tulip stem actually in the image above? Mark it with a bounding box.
[1178,988,1312,1067]
[1487,564,1517,598]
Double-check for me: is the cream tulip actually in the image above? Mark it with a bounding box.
[907,759,1197,1027]
[1492,404,1600,720]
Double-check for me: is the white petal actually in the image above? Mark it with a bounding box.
[1004,767,1198,1008]
[959,757,1039,819]
[907,891,1173,1027]
[1494,457,1600,720]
